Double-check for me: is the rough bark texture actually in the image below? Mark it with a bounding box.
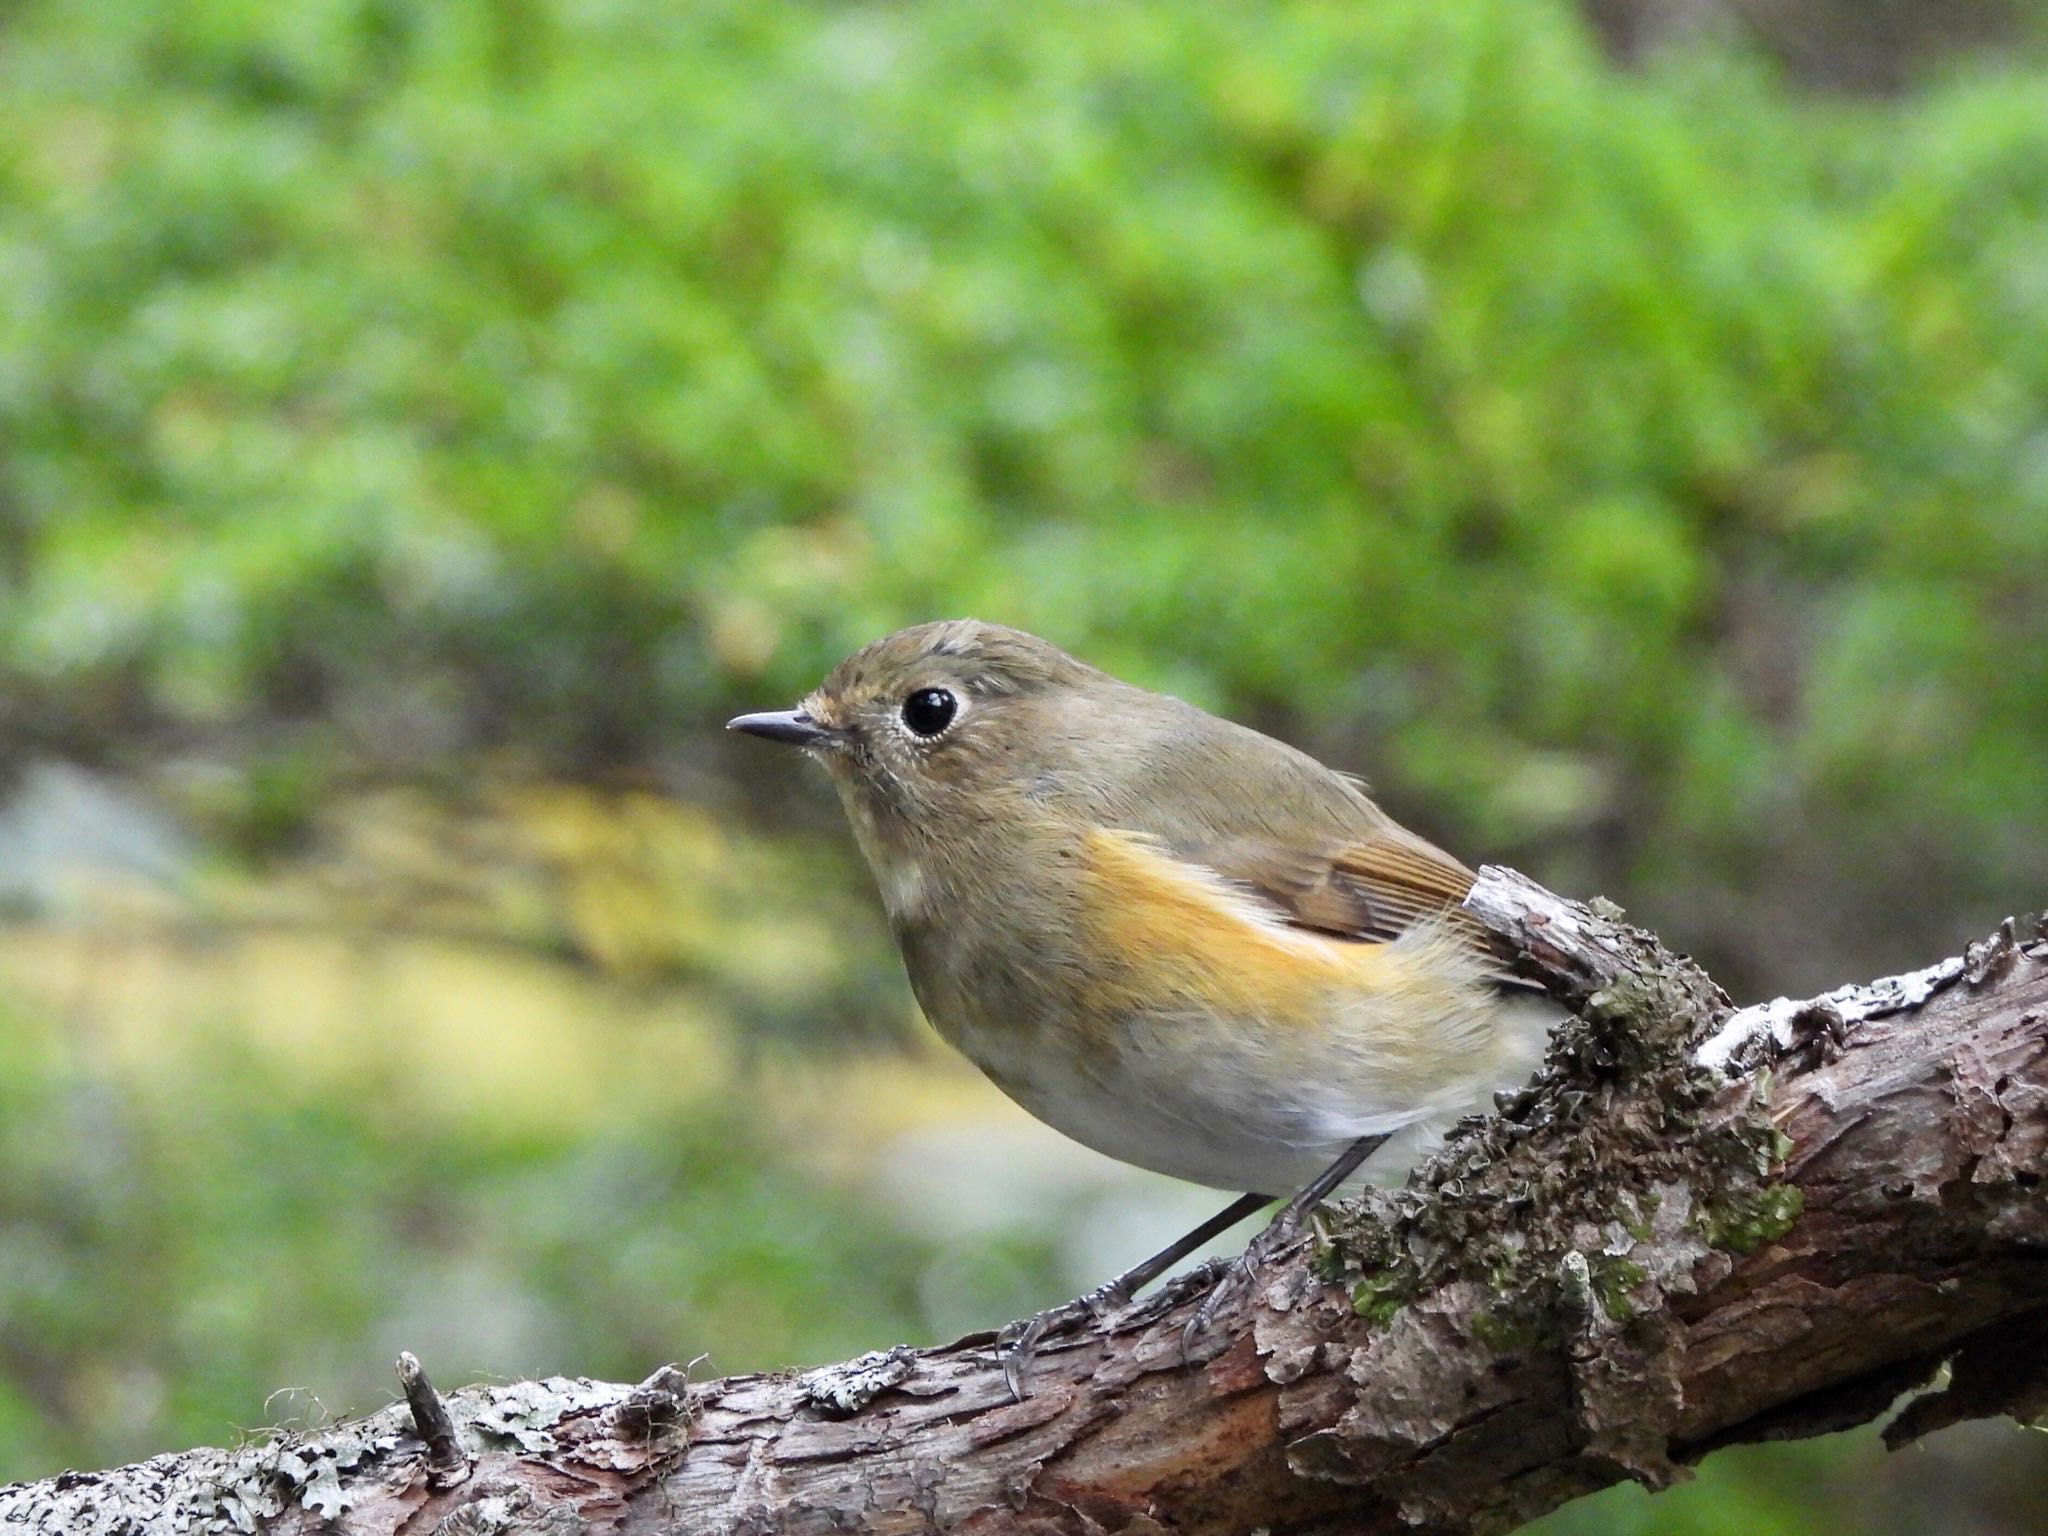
[5,871,2046,1536]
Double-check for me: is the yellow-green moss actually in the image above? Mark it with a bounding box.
[1695,1184,1805,1255]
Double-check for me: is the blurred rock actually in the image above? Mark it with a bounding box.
[0,761,194,916]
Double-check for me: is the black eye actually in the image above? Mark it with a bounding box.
[901,687,958,738]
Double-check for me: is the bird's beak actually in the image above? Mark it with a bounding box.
[726,708,835,749]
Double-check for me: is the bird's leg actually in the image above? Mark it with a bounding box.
[1180,1132,1391,1363]
[999,1191,1270,1401]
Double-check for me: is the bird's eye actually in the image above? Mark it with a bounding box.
[900,687,958,738]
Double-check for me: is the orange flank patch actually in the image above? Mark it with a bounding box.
[1072,827,1417,1023]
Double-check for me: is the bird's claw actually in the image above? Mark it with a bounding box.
[1179,1212,1306,1364]
[996,1277,1135,1401]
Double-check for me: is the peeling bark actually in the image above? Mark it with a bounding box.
[4,871,2045,1536]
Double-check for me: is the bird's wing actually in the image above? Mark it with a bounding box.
[1190,824,1520,982]
[1086,700,1520,979]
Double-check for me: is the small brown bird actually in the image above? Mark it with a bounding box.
[731,620,1557,1392]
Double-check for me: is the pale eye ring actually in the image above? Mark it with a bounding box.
[900,687,958,738]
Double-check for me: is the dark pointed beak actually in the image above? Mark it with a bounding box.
[726,709,834,749]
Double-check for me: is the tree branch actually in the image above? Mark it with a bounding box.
[5,871,2045,1535]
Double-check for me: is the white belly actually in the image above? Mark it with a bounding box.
[959,992,1560,1196]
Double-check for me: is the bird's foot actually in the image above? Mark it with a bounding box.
[1176,1132,1386,1364]
[1119,1255,1231,1324]
[997,1275,1135,1401]
[1179,1207,1309,1364]
[991,1187,1296,1398]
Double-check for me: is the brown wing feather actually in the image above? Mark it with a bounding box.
[1194,826,1518,981]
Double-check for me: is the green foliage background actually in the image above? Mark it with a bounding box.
[2,1,2045,1529]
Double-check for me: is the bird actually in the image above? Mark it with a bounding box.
[729,620,1560,1394]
